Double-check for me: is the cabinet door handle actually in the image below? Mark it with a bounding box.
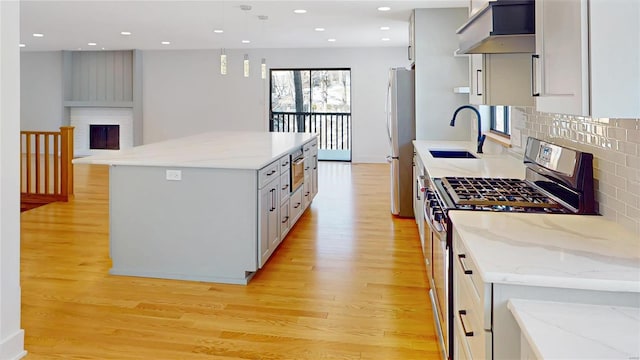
[531,54,540,97]
[476,69,483,96]
[458,310,474,337]
[294,202,301,209]
[282,184,289,191]
[408,45,412,60]
[458,254,473,275]
[281,216,289,224]
[270,189,276,211]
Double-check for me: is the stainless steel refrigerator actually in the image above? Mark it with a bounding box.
[386,68,415,217]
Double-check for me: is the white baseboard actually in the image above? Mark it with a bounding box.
[0,329,26,360]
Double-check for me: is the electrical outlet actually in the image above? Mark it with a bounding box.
[166,169,182,181]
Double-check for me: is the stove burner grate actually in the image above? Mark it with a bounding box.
[442,177,562,209]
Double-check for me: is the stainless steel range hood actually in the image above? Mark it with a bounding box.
[456,0,535,54]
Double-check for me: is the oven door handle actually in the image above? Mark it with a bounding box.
[293,157,305,166]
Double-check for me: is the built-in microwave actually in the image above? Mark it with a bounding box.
[290,148,304,192]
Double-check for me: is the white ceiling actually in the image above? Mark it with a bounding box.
[20,0,468,51]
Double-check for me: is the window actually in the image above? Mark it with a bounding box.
[270,69,352,161]
[490,106,510,136]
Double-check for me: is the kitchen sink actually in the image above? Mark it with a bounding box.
[429,150,477,159]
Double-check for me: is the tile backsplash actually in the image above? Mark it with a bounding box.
[510,107,640,235]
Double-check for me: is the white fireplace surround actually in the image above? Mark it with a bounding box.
[70,107,134,157]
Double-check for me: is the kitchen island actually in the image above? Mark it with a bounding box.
[73,131,318,284]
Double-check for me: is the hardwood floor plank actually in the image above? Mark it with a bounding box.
[21,162,437,359]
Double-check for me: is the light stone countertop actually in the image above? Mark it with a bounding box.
[508,299,640,359]
[413,140,525,179]
[448,211,640,293]
[72,131,318,170]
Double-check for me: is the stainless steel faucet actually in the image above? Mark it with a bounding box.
[450,105,486,154]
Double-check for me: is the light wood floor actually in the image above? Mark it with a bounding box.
[20,162,437,359]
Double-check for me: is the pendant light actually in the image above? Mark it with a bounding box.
[240,5,251,77]
[220,49,227,75]
[244,54,250,77]
[218,1,227,75]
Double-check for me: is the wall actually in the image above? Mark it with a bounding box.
[20,51,64,131]
[510,107,640,235]
[142,47,409,163]
[413,8,471,141]
[1,0,27,358]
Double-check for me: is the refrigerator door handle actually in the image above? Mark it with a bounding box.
[385,80,392,146]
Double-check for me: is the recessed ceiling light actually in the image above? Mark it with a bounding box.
[381,38,390,41]
[101,47,106,50]
[377,6,391,11]
[19,43,26,48]
[328,38,336,42]
[32,33,44,37]
[120,31,131,36]
[380,26,390,31]
[242,40,251,44]
[293,9,307,14]
[213,29,224,33]
[88,42,97,46]
[314,27,325,32]
[161,41,171,45]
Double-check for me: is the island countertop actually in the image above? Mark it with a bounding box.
[72,131,318,170]
[449,211,640,293]
[413,140,525,179]
[508,299,640,359]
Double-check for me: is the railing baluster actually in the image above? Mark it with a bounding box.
[54,133,59,194]
[45,134,50,194]
[26,134,32,193]
[35,134,41,194]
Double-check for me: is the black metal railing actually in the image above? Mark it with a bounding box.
[270,112,351,151]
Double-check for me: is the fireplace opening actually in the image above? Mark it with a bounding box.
[90,124,120,150]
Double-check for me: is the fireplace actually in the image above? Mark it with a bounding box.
[70,107,133,157]
[90,125,120,150]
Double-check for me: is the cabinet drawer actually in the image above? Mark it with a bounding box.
[455,273,492,359]
[454,233,491,328]
[280,171,291,203]
[258,161,280,188]
[290,187,303,224]
[280,200,290,240]
[279,155,291,172]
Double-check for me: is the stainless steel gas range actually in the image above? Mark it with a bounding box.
[421,138,597,360]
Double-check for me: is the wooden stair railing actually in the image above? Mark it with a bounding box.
[20,126,74,211]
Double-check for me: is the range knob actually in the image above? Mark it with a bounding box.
[429,200,439,208]
[426,192,436,200]
[433,211,444,222]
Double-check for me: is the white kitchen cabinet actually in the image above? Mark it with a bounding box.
[310,148,318,200]
[280,200,290,241]
[452,229,640,359]
[259,166,280,267]
[469,53,534,106]
[280,171,290,204]
[412,152,426,251]
[534,0,640,118]
[408,11,415,63]
[290,186,304,225]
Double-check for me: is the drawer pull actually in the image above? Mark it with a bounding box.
[458,254,473,275]
[267,170,276,176]
[282,184,289,191]
[281,216,289,224]
[458,310,474,337]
